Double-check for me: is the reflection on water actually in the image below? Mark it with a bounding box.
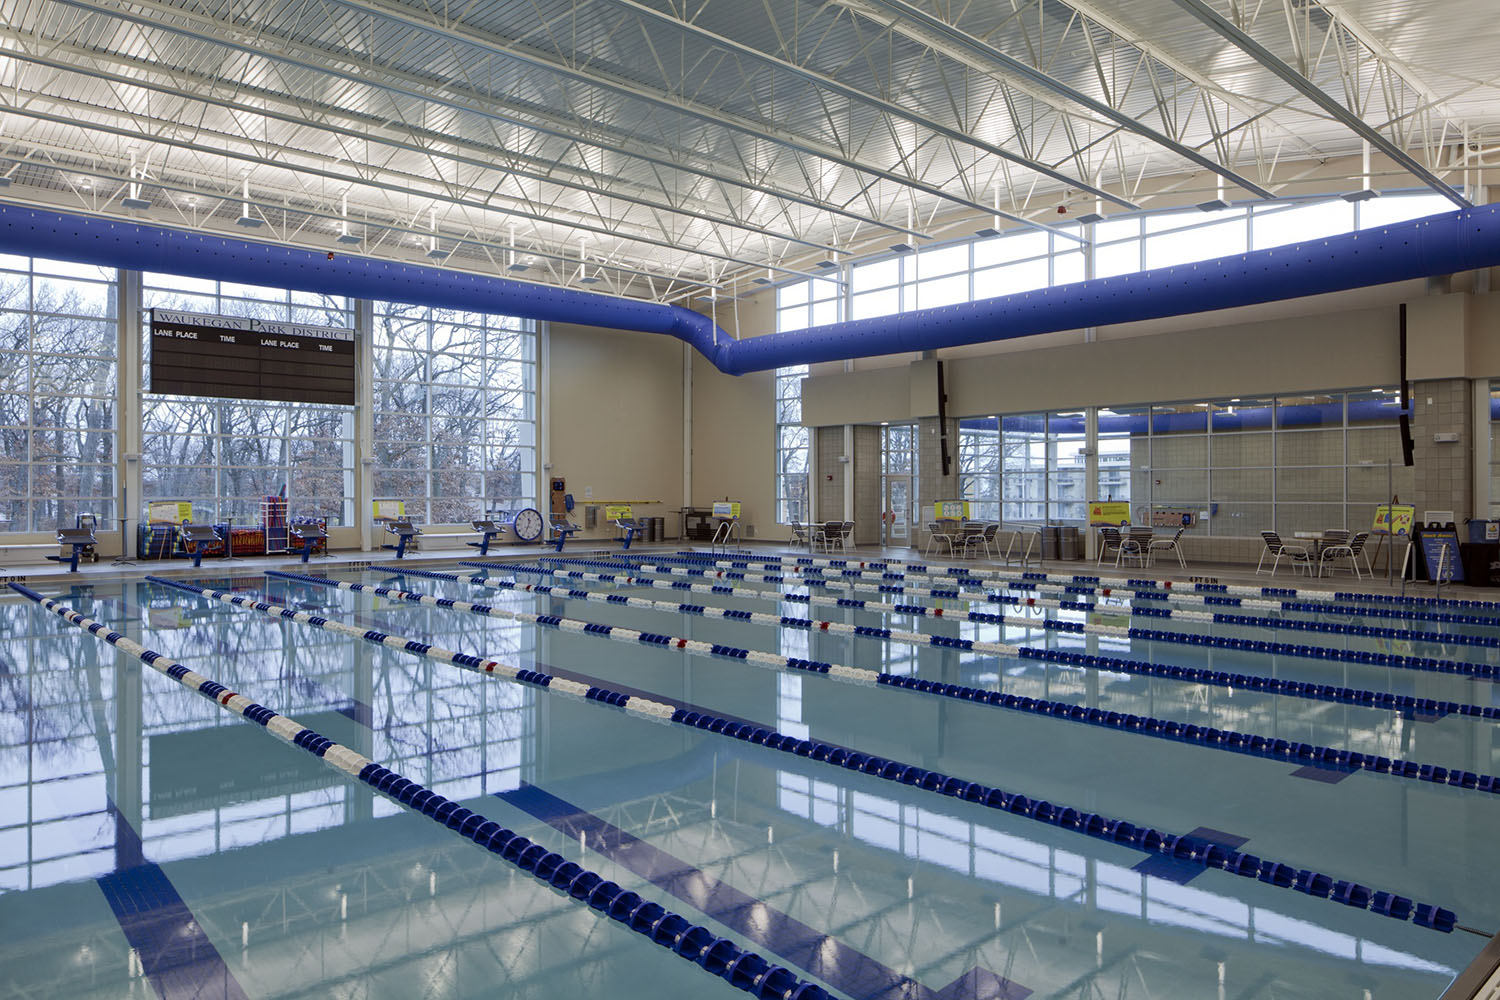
[0,572,1490,999]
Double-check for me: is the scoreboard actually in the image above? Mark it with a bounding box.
[148,309,356,406]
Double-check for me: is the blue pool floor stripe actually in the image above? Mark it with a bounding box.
[501,783,1033,1000]
[1132,827,1250,885]
[11,583,833,1000]
[96,805,250,1000]
[346,568,1500,794]
[182,575,1460,934]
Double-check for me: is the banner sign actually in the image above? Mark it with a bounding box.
[372,499,406,520]
[1373,504,1415,536]
[712,501,741,519]
[604,505,633,520]
[933,500,968,520]
[1088,501,1131,526]
[147,500,193,524]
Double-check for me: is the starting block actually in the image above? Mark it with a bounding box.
[178,524,224,569]
[468,519,505,556]
[549,515,580,552]
[47,527,100,573]
[614,517,642,550]
[381,518,422,559]
[290,523,328,563]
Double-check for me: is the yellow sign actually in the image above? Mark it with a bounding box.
[933,500,968,520]
[604,504,633,520]
[1088,501,1131,526]
[1373,504,1414,536]
[372,499,406,520]
[712,501,741,519]
[147,501,193,524]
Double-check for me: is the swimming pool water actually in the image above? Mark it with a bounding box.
[2,558,1497,999]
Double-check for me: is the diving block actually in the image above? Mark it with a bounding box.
[614,517,642,550]
[548,515,580,552]
[467,519,506,556]
[289,523,328,563]
[381,518,422,559]
[46,527,100,573]
[178,524,224,569]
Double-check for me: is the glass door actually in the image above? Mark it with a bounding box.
[884,475,913,546]
[881,423,918,547]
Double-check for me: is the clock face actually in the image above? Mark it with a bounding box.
[511,507,543,542]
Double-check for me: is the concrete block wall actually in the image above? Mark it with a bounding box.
[1410,378,1472,523]
[815,425,843,521]
[852,424,882,546]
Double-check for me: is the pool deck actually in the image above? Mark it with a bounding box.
[1,538,1489,603]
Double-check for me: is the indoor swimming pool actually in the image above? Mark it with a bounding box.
[3,552,1500,999]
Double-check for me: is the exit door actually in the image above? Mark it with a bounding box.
[883,475,912,546]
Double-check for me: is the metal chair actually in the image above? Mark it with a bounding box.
[1319,531,1371,578]
[1257,530,1311,576]
[1147,526,1187,569]
[790,521,811,549]
[1097,526,1125,566]
[924,521,954,557]
[838,521,855,552]
[963,522,999,559]
[819,520,843,553]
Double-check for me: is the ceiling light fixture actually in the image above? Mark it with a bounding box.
[122,151,150,210]
[235,178,262,228]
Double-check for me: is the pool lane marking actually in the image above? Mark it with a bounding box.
[11,583,836,1000]
[159,575,1460,935]
[501,782,1033,1000]
[348,568,1500,790]
[94,797,251,1000]
[438,562,1500,721]
[628,550,1500,616]
[521,554,1500,669]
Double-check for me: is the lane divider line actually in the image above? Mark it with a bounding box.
[6,582,832,1000]
[147,575,1460,935]
[333,568,1500,794]
[646,550,1500,617]
[497,557,1500,680]
[439,563,1500,726]
[552,553,1500,658]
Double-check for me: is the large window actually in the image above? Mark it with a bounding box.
[775,277,838,524]
[142,277,354,525]
[0,256,116,532]
[962,389,1410,534]
[372,302,536,523]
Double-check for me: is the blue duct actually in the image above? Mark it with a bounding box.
[1,200,1498,375]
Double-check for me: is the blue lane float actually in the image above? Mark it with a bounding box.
[624,551,1500,634]
[654,549,1500,617]
[464,559,1500,711]
[525,555,1500,680]
[525,554,1500,680]
[12,581,833,1000]
[137,576,1460,935]
[348,566,1500,796]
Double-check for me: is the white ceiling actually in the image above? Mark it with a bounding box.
[0,0,1495,302]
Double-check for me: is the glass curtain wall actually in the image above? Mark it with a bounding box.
[774,276,839,523]
[371,302,537,523]
[0,256,117,531]
[141,276,354,525]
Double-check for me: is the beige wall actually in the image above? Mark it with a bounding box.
[547,322,684,536]
[690,353,777,540]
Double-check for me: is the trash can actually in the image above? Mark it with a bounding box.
[1040,525,1061,560]
[1058,526,1081,560]
[643,517,657,543]
[653,516,666,542]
